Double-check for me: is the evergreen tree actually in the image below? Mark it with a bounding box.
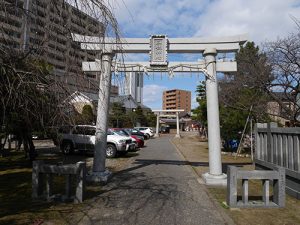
[192,81,207,126]
[135,106,147,126]
[219,41,272,143]
[219,42,272,120]
[81,105,95,125]
[109,102,126,127]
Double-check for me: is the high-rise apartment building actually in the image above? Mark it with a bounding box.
[0,0,103,95]
[124,72,144,104]
[162,89,191,113]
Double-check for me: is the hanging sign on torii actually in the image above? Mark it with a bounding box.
[150,35,168,66]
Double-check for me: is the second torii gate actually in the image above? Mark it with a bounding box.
[72,34,248,186]
[152,109,184,138]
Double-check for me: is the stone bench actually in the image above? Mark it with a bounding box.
[32,161,86,203]
[226,166,285,208]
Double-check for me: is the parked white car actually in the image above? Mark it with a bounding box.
[134,127,154,139]
[109,129,138,150]
[56,125,132,158]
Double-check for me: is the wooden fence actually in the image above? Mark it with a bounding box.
[255,123,300,199]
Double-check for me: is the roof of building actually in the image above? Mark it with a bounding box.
[164,89,191,93]
[66,91,151,110]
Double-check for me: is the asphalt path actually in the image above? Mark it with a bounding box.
[72,135,232,225]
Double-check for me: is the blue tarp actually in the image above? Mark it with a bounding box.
[224,139,239,152]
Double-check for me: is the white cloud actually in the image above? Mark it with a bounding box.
[120,53,148,62]
[195,0,300,43]
[112,0,300,44]
[191,94,198,109]
[143,84,167,109]
[112,0,207,37]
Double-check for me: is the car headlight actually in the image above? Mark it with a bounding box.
[118,139,126,144]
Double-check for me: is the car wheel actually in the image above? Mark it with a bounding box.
[106,144,117,158]
[146,133,150,139]
[61,141,74,155]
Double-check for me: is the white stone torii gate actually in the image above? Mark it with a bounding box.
[152,109,184,138]
[72,33,248,185]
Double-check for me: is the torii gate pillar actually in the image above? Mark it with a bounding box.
[175,112,180,138]
[88,52,114,183]
[154,114,160,137]
[202,48,227,186]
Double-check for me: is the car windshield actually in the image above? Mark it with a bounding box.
[132,129,141,134]
[120,129,130,136]
[114,130,129,136]
[107,130,114,135]
[124,128,131,134]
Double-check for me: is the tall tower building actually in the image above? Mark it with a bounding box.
[124,72,144,104]
[163,89,191,113]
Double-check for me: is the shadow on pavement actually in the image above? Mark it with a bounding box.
[68,170,192,225]
[128,159,253,174]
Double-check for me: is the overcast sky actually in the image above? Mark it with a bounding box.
[109,0,300,109]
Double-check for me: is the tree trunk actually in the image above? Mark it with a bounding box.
[23,133,37,161]
[0,135,8,157]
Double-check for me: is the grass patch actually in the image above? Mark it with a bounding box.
[208,178,300,225]
[173,134,300,225]
[0,150,103,225]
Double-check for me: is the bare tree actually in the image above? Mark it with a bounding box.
[0,0,122,158]
[264,28,300,124]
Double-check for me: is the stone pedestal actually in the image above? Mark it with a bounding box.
[202,172,227,186]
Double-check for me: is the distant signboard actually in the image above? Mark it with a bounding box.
[150,35,168,66]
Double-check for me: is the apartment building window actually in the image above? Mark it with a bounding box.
[29,37,42,45]
[3,27,21,38]
[1,15,22,28]
[56,65,65,70]
[35,1,47,9]
[36,9,46,18]
[85,73,96,79]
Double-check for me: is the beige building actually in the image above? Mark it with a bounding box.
[162,89,191,113]
[0,0,103,95]
[267,93,294,126]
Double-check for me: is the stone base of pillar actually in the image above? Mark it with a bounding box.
[202,172,227,186]
[175,134,181,138]
[154,134,160,138]
[86,169,112,184]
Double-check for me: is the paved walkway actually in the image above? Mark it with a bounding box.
[71,135,232,225]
